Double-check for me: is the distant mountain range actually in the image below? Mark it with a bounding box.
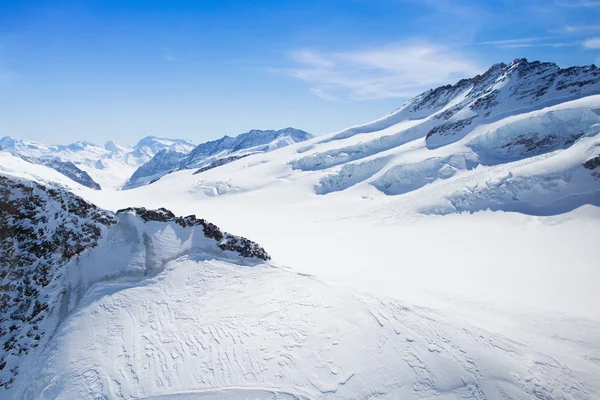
[1,59,600,399]
[0,136,196,190]
[123,127,313,189]
[0,128,312,190]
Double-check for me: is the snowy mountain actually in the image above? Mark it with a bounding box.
[2,173,599,399]
[1,59,600,399]
[286,58,600,215]
[8,153,102,190]
[0,136,195,190]
[123,128,312,189]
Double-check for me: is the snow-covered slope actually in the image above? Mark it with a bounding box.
[2,174,599,400]
[0,175,268,393]
[68,59,600,320]
[2,59,600,399]
[0,136,195,190]
[123,128,312,189]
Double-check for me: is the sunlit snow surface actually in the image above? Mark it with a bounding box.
[2,62,600,398]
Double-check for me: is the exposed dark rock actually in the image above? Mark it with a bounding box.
[419,59,600,148]
[426,117,477,140]
[193,154,251,175]
[15,155,101,190]
[125,128,312,190]
[116,207,270,261]
[0,176,115,387]
[583,155,600,170]
[501,132,584,155]
[122,150,187,190]
[1,176,271,389]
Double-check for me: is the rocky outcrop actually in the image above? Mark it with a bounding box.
[423,59,600,148]
[122,150,187,189]
[0,175,271,389]
[10,154,102,190]
[116,207,271,261]
[193,154,250,175]
[0,176,115,387]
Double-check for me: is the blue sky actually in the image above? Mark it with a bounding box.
[1,0,600,145]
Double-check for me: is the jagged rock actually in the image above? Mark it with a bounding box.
[122,150,187,189]
[583,155,600,170]
[0,176,115,387]
[418,58,600,148]
[0,176,270,389]
[193,154,250,175]
[10,154,102,190]
[116,207,271,260]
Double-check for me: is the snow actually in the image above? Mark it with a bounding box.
[14,257,600,399]
[124,128,312,190]
[0,135,196,190]
[2,59,600,399]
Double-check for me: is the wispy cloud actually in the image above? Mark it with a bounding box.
[475,35,580,49]
[499,42,578,48]
[476,37,553,46]
[281,42,483,101]
[583,37,600,48]
[555,0,600,6]
[557,24,600,33]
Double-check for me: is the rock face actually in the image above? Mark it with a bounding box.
[0,175,270,389]
[124,128,312,189]
[416,59,600,148]
[116,207,270,260]
[121,150,187,189]
[0,175,116,387]
[17,155,102,190]
[289,59,600,215]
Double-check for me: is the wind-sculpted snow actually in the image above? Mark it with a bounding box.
[290,121,434,172]
[14,258,600,399]
[372,154,479,196]
[189,180,241,197]
[315,157,391,195]
[467,108,600,165]
[418,137,600,216]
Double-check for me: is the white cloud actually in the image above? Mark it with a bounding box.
[558,24,600,33]
[477,37,552,46]
[555,0,600,6]
[284,42,483,101]
[499,42,577,48]
[583,37,600,48]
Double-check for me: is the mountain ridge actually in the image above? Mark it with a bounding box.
[123,127,313,189]
[0,136,196,190]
